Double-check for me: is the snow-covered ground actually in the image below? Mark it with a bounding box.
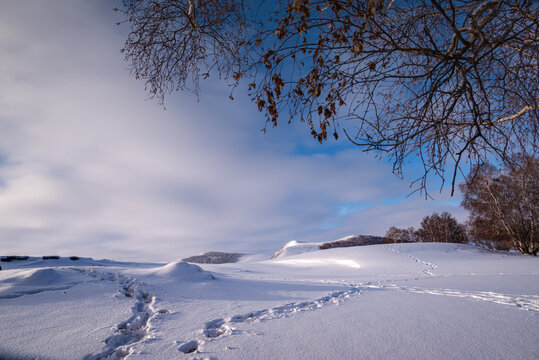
[0,243,537,359]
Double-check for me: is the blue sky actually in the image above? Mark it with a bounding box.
[0,1,466,261]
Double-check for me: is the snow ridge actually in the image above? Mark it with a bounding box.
[270,240,300,259]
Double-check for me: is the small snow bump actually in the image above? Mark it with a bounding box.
[178,340,200,354]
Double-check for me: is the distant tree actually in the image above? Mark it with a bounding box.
[416,212,468,243]
[460,156,538,255]
[383,226,418,244]
[118,0,539,195]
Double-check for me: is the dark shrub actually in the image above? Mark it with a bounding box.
[1,256,29,262]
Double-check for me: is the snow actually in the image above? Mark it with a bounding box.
[0,267,84,299]
[142,260,215,282]
[270,240,322,258]
[0,243,538,359]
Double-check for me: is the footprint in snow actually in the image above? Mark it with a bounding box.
[178,339,201,354]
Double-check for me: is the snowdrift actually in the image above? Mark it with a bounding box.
[270,234,384,259]
[270,241,321,259]
[0,268,85,299]
[147,260,214,282]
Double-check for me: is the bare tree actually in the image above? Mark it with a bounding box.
[416,212,468,243]
[460,156,538,255]
[118,0,538,194]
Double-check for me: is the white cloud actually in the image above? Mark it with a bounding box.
[0,1,466,261]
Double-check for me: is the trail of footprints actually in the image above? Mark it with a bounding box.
[178,258,538,356]
[77,269,168,360]
[177,246,443,354]
[381,245,439,276]
[179,281,539,355]
[395,286,539,312]
[177,286,364,354]
[69,256,537,358]
[376,246,539,310]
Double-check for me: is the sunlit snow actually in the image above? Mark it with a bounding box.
[1,243,538,359]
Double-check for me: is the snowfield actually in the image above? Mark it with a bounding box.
[0,243,538,359]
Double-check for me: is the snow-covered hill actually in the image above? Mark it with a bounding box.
[270,240,322,259]
[270,234,384,259]
[0,243,538,359]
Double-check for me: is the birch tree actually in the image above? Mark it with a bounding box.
[460,156,538,255]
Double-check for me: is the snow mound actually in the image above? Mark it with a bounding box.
[0,268,84,299]
[270,241,321,259]
[1,268,77,285]
[149,261,214,281]
[270,235,385,259]
[12,268,63,285]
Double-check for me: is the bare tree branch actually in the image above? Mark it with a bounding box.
[118,0,539,196]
